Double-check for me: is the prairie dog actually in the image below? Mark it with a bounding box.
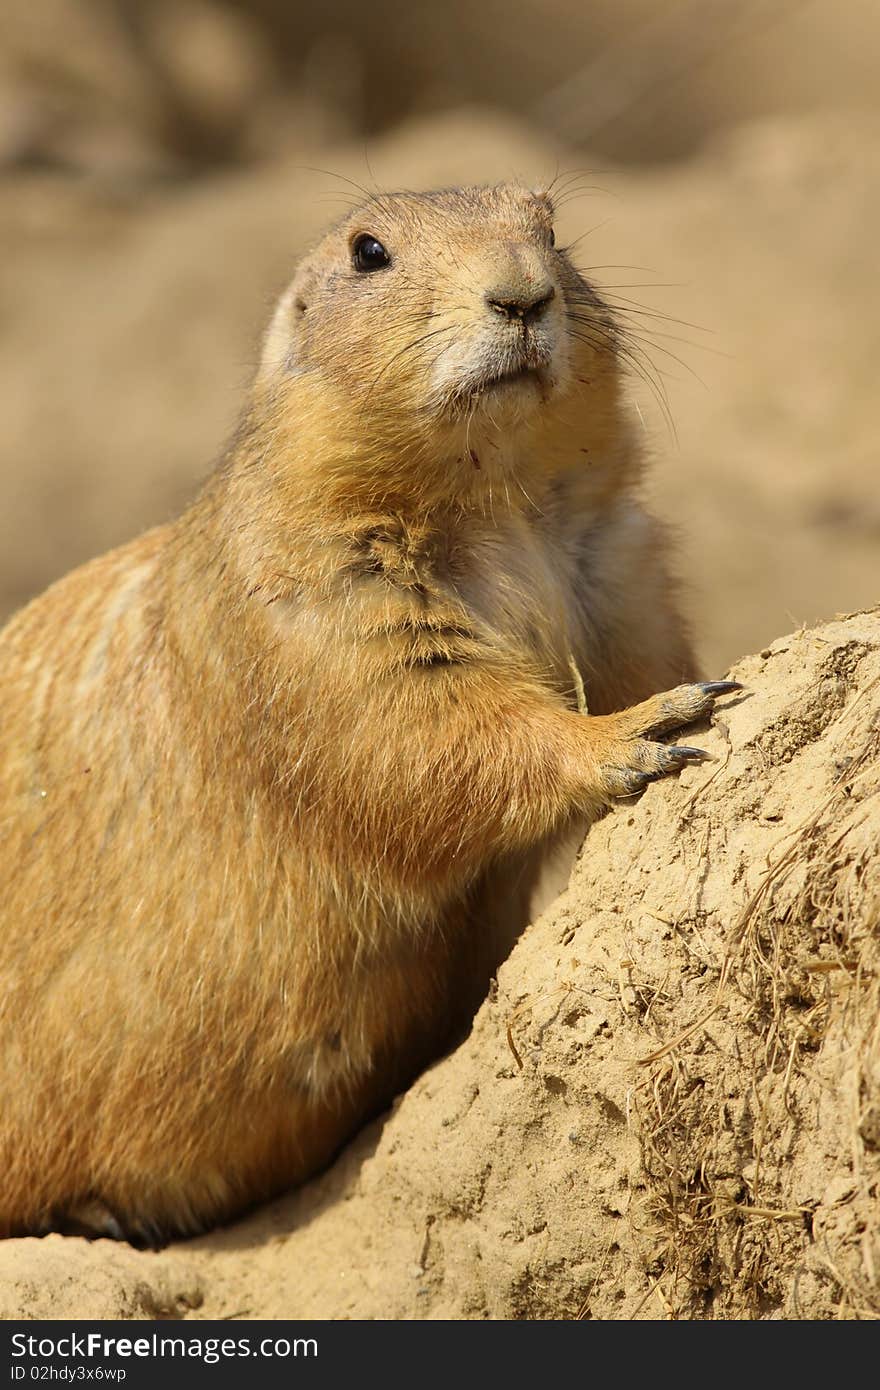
[0,183,736,1242]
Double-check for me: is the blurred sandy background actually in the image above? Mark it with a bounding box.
[2,0,878,671]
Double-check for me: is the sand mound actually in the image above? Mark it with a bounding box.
[2,607,878,1320]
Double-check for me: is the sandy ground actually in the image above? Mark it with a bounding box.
[1,101,879,1319]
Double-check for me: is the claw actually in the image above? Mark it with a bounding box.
[698,680,743,696]
[615,768,653,796]
[667,745,712,762]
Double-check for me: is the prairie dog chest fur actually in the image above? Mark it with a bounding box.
[284,502,587,688]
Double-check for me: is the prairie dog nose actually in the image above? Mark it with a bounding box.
[486,283,555,324]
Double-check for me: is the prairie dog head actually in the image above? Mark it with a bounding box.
[258,184,624,486]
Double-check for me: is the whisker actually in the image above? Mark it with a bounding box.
[567,321,678,440]
[566,309,711,385]
[569,291,711,335]
[362,324,458,400]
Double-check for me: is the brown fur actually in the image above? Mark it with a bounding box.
[0,183,717,1242]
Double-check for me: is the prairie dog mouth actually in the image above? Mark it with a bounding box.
[432,334,559,417]
[467,340,558,402]
[481,363,544,392]
[440,357,555,417]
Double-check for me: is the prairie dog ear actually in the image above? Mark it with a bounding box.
[257,285,297,385]
[530,187,554,217]
[255,261,314,386]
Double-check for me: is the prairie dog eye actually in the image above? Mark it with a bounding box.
[549,227,556,247]
[352,234,391,272]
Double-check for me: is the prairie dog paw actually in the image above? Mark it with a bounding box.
[593,679,741,801]
[600,742,708,798]
[612,680,742,740]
